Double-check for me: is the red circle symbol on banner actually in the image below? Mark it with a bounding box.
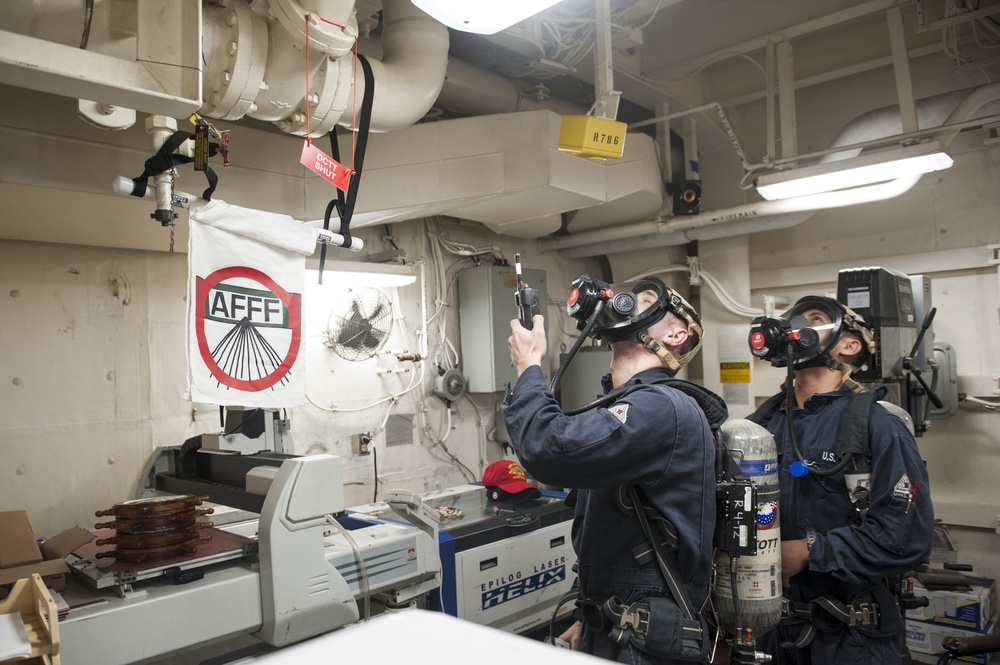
[195,267,302,391]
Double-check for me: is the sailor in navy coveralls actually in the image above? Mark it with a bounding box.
[751,296,934,664]
[502,277,716,664]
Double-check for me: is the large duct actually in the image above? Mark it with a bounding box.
[310,109,663,238]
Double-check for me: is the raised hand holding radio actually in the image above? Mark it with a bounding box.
[514,252,540,329]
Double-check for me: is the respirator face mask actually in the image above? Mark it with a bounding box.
[566,275,703,372]
[748,296,872,370]
[567,275,673,343]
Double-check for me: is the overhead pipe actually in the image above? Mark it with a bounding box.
[543,176,921,258]
[2,0,449,137]
[355,0,450,132]
[202,0,449,135]
[434,57,585,117]
[824,83,1000,161]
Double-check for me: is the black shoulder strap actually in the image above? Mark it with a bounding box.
[747,391,784,427]
[624,485,699,621]
[835,385,889,463]
[747,387,888,469]
[129,130,220,201]
[318,53,376,282]
[633,377,729,432]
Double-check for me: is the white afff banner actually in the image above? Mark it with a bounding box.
[186,199,318,407]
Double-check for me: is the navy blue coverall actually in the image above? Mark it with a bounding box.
[501,365,716,664]
[757,386,934,664]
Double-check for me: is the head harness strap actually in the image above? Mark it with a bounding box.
[831,304,876,386]
[638,288,704,373]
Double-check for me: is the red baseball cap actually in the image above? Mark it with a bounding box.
[482,460,537,495]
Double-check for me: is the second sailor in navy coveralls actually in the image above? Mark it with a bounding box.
[751,297,934,664]
[502,277,716,664]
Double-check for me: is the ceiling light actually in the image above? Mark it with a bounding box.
[411,0,565,35]
[755,142,954,201]
[307,262,416,288]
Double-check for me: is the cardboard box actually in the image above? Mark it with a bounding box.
[906,575,996,631]
[906,618,994,664]
[0,511,43,568]
[0,511,93,592]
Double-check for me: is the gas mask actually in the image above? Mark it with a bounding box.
[566,274,704,372]
[748,296,875,371]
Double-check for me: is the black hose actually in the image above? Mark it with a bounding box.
[549,300,606,392]
[80,0,94,49]
[564,386,629,416]
[785,344,855,477]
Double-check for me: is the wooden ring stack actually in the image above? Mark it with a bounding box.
[94,495,215,564]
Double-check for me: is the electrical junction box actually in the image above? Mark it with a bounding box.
[558,115,627,160]
[458,264,548,393]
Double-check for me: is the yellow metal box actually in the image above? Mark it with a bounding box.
[558,115,627,160]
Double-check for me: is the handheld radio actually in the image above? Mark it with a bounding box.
[514,252,541,330]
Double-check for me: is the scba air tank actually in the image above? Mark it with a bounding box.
[712,418,783,637]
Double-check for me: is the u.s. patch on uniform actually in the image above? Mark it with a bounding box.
[892,474,912,501]
[608,404,629,423]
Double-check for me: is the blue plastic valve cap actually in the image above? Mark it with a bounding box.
[790,461,810,478]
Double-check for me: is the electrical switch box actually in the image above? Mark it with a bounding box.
[458,265,548,393]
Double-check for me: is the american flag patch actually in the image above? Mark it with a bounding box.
[756,501,778,530]
[608,404,629,423]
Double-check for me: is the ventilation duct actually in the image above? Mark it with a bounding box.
[313,109,663,238]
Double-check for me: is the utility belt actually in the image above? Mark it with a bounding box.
[778,582,902,649]
[577,595,712,663]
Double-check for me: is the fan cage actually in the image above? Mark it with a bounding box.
[326,288,394,361]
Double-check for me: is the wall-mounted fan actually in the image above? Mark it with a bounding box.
[326,287,393,361]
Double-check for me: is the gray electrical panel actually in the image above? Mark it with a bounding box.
[458,264,548,393]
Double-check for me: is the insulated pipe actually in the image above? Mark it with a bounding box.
[932,82,1000,148]
[359,0,450,132]
[434,57,585,117]
[825,84,1000,160]
[541,175,921,256]
[205,0,448,135]
[269,0,357,55]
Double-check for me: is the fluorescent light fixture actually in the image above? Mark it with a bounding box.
[308,262,416,288]
[411,0,565,35]
[755,142,954,201]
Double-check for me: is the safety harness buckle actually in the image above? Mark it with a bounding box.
[848,602,879,627]
[618,606,648,633]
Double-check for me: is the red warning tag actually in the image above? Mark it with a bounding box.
[300,140,353,192]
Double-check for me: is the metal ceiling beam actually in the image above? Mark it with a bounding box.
[717,42,944,109]
[643,0,911,80]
